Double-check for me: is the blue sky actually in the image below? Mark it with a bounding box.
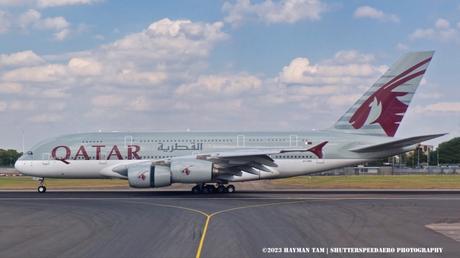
[0,0,459,150]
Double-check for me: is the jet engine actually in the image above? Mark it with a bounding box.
[127,162,171,188]
[170,158,214,183]
[127,159,215,188]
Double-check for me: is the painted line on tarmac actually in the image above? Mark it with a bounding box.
[122,199,305,258]
[111,200,211,258]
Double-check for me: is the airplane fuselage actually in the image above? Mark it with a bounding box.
[15,130,413,183]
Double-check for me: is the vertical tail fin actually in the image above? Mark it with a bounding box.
[333,51,434,137]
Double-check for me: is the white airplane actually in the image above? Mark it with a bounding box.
[15,51,444,193]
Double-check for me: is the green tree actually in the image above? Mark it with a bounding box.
[0,149,22,167]
[438,137,460,164]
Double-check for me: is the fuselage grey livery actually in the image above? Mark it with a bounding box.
[15,51,445,193]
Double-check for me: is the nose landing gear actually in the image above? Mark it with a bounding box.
[191,183,235,194]
[37,178,46,193]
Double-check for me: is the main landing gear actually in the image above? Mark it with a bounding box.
[37,178,46,193]
[191,183,236,194]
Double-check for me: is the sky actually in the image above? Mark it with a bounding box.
[0,0,459,150]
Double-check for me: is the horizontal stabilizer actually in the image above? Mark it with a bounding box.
[350,133,446,153]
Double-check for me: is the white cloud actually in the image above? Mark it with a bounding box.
[46,101,66,111]
[327,94,360,107]
[279,53,386,85]
[2,64,67,82]
[0,101,7,111]
[28,113,62,123]
[353,5,399,22]
[113,70,167,86]
[0,82,23,93]
[91,94,124,108]
[223,0,327,26]
[40,88,69,98]
[105,18,227,61]
[410,28,435,39]
[9,100,35,110]
[0,50,44,67]
[326,50,375,64]
[37,0,99,8]
[68,57,102,76]
[0,0,33,6]
[0,10,10,33]
[128,96,151,111]
[175,74,261,96]
[1,18,224,90]
[410,18,459,42]
[16,9,71,40]
[396,42,409,51]
[251,50,389,114]
[53,28,69,40]
[0,0,99,8]
[290,85,337,95]
[18,9,41,29]
[424,102,460,112]
[40,16,69,30]
[435,18,450,29]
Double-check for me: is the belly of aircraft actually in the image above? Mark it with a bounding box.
[16,158,370,180]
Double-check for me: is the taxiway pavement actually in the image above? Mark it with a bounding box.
[1,191,459,258]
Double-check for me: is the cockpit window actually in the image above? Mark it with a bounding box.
[27,151,33,155]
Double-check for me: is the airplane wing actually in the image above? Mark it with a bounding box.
[350,133,446,153]
[196,142,328,175]
[111,142,328,177]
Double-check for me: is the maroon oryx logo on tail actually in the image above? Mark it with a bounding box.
[349,57,432,137]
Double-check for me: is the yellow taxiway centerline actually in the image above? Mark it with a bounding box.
[195,215,210,258]
[196,200,305,258]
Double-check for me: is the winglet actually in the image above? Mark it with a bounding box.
[307,141,328,159]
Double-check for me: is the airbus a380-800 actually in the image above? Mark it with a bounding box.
[15,51,444,193]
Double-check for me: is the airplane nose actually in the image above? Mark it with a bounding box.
[14,159,34,176]
[14,159,29,175]
[14,160,22,172]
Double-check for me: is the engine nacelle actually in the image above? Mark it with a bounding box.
[170,158,213,183]
[128,162,171,188]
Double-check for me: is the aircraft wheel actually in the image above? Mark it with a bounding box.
[38,186,46,193]
[205,185,216,193]
[192,186,201,194]
[217,185,226,193]
[226,185,235,193]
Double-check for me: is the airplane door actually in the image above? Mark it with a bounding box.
[237,135,245,147]
[289,135,298,147]
[42,153,50,165]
